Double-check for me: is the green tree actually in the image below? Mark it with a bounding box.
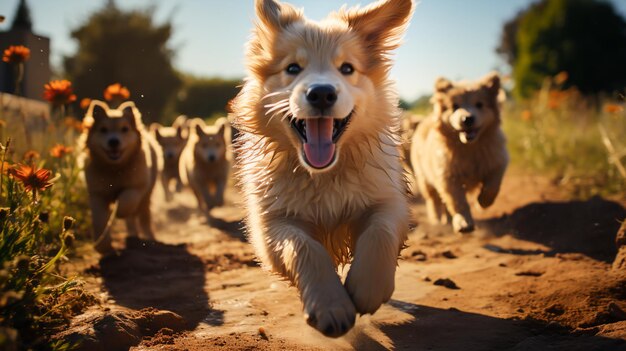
[64,2,180,122]
[173,75,240,119]
[499,0,626,98]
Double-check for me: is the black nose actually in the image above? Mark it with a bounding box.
[462,115,475,128]
[306,84,337,110]
[108,138,120,148]
[208,155,216,162]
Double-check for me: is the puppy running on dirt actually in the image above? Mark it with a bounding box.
[179,118,230,215]
[152,115,188,201]
[231,0,413,337]
[79,100,163,254]
[410,73,508,233]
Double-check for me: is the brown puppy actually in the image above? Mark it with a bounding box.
[231,0,413,337]
[179,118,229,215]
[411,73,508,233]
[152,115,188,201]
[78,100,162,254]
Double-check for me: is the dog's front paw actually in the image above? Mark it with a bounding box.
[303,284,356,338]
[452,213,474,233]
[345,258,395,315]
[478,189,497,208]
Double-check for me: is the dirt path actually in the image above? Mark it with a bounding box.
[56,173,626,351]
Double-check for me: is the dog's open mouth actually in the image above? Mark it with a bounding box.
[459,128,479,144]
[290,111,353,169]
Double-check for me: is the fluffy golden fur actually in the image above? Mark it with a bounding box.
[179,117,230,215]
[152,115,189,200]
[230,0,413,337]
[78,100,162,254]
[410,73,508,233]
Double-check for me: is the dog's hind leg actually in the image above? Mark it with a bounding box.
[257,217,356,338]
[346,200,408,315]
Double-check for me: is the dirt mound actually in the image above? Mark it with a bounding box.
[55,307,185,351]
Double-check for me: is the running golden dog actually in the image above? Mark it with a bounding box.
[231,0,413,337]
[79,100,162,254]
[179,118,230,214]
[411,73,508,233]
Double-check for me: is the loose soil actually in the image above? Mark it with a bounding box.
[55,173,626,350]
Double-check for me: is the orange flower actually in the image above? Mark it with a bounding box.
[44,80,77,106]
[604,104,624,114]
[553,71,568,85]
[521,110,532,121]
[50,144,73,158]
[80,98,92,110]
[104,83,130,102]
[12,163,54,192]
[23,150,40,163]
[2,45,30,64]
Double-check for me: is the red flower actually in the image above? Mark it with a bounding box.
[2,45,30,64]
[12,163,54,192]
[44,80,77,106]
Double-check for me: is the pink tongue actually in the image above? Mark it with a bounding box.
[303,118,335,168]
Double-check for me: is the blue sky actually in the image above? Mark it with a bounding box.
[2,0,626,101]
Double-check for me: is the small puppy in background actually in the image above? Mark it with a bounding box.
[411,72,508,233]
[179,117,230,215]
[152,115,189,200]
[231,0,413,337]
[78,100,162,254]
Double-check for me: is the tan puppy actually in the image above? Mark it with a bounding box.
[411,73,508,233]
[152,115,188,200]
[231,0,413,337]
[179,118,229,214]
[78,100,162,254]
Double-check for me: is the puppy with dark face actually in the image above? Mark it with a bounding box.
[79,100,162,254]
[410,73,508,233]
[179,118,229,214]
[153,116,188,201]
[231,0,413,337]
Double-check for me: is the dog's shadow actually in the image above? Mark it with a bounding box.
[98,239,223,329]
[479,196,625,263]
[352,300,626,350]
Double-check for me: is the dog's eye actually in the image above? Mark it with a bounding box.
[285,63,302,75]
[452,103,460,111]
[121,126,129,133]
[99,127,108,133]
[339,63,354,75]
[475,102,483,109]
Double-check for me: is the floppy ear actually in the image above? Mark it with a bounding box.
[341,0,413,60]
[255,0,301,32]
[83,100,109,129]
